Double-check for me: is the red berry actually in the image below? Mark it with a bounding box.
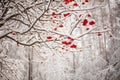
[62,41,67,45]
[73,3,78,7]
[88,14,91,17]
[67,41,72,45]
[47,36,52,39]
[89,21,95,25]
[54,27,57,31]
[82,2,85,5]
[62,47,64,50]
[52,12,57,18]
[86,28,90,30]
[85,0,89,2]
[64,0,74,4]
[59,24,64,28]
[98,32,102,36]
[67,36,74,41]
[110,35,112,37]
[70,44,77,48]
[82,19,88,26]
[62,41,72,45]
[63,13,71,17]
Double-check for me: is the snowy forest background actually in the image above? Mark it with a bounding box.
[0,0,120,80]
